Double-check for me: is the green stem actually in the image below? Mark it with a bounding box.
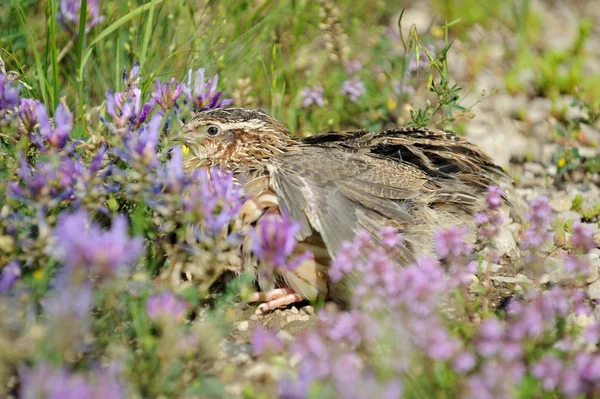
[48,0,59,112]
[75,0,88,134]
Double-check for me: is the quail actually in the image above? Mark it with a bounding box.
[178,108,509,312]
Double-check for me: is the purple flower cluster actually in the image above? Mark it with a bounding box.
[475,186,505,240]
[182,167,245,234]
[252,213,311,271]
[0,72,21,113]
[51,210,143,281]
[34,102,73,150]
[341,76,366,102]
[118,113,162,167]
[0,261,21,293]
[20,363,124,399]
[522,197,554,249]
[58,0,103,34]
[300,86,325,107]
[146,291,188,323]
[251,326,284,356]
[183,68,232,112]
[152,78,185,111]
[12,154,82,203]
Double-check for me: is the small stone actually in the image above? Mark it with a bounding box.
[480,261,502,273]
[250,314,261,321]
[298,315,310,322]
[491,274,531,285]
[523,162,545,176]
[588,280,600,300]
[277,330,294,342]
[236,321,249,332]
[290,306,299,314]
[549,193,572,213]
[301,306,315,315]
[495,228,517,256]
[557,210,582,222]
[286,315,301,323]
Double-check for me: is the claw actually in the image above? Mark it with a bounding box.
[249,288,305,313]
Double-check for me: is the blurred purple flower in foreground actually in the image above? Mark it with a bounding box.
[20,363,124,399]
[522,196,554,249]
[146,291,187,323]
[51,209,143,281]
[341,76,365,102]
[105,88,156,129]
[184,68,232,112]
[251,326,284,356]
[435,225,472,261]
[300,86,325,107]
[183,167,245,234]
[252,213,311,271]
[0,261,21,293]
[58,0,103,33]
[0,72,21,112]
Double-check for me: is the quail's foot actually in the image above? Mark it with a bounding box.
[249,288,304,313]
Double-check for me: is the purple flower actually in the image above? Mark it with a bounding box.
[0,73,21,111]
[0,261,21,293]
[522,197,554,249]
[434,225,472,260]
[571,223,596,251]
[341,76,366,102]
[300,86,325,107]
[12,154,83,201]
[20,364,91,399]
[146,291,188,323]
[486,185,503,210]
[123,62,141,91]
[532,354,563,390]
[105,88,156,129]
[20,363,124,399]
[152,78,185,111]
[18,98,41,132]
[252,213,311,271]
[183,167,245,234]
[58,0,103,33]
[378,226,404,248]
[454,351,477,374]
[51,210,143,281]
[119,113,162,166]
[251,326,284,356]
[34,102,73,150]
[563,254,591,276]
[184,68,232,112]
[343,59,363,74]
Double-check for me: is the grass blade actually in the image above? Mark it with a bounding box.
[47,0,59,111]
[75,0,88,131]
[16,4,50,107]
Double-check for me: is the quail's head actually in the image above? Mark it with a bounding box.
[178,108,294,171]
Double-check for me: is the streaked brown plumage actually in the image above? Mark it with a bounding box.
[179,108,509,311]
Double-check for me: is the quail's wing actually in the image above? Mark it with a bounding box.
[266,147,430,261]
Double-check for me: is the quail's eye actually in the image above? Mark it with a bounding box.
[207,125,221,136]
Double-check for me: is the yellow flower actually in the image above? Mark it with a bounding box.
[431,26,444,39]
[182,145,190,156]
[386,97,397,111]
[33,269,44,281]
[557,158,566,168]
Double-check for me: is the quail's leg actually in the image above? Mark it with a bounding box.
[248,288,305,313]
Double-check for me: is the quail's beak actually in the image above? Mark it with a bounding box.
[172,126,194,157]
